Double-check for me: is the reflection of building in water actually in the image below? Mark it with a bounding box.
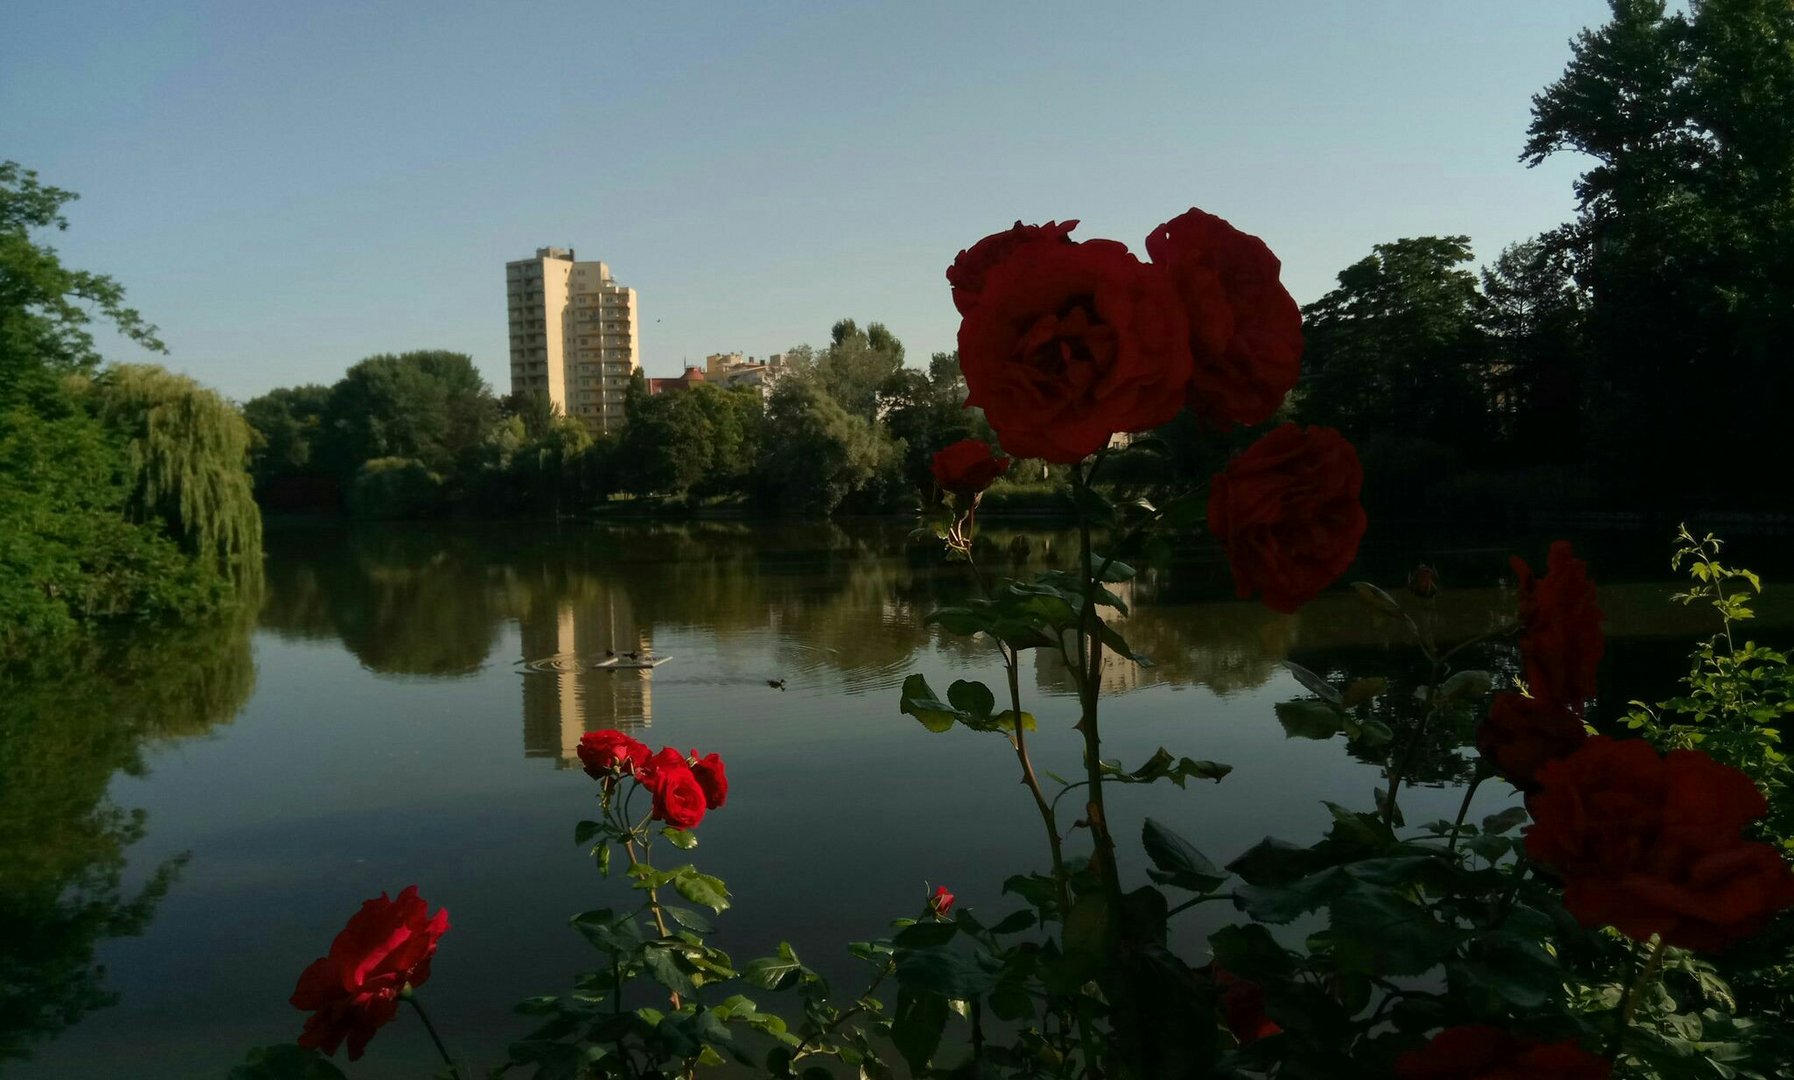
[519,593,654,767]
[1033,581,1142,695]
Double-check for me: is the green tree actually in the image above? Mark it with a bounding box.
[1523,0,1794,505]
[319,350,497,478]
[242,383,331,492]
[88,364,263,575]
[1294,237,1497,491]
[754,378,899,515]
[0,162,163,403]
[1479,236,1589,464]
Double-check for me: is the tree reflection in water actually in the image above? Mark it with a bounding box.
[0,611,255,1064]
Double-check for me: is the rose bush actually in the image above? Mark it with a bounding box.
[1145,207,1303,430]
[288,886,449,1061]
[1525,735,1794,950]
[1207,422,1367,613]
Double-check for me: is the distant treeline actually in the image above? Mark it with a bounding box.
[246,2,1794,524]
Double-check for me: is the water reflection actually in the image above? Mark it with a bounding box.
[0,612,255,1065]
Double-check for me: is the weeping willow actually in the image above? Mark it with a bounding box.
[87,364,263,581]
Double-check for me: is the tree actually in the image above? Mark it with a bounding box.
[755,378,899,515]
[87,364,263,576]
[243,384,331,489]
[1295,236,1494,457]
[1523,0,1794,504]
[1479,237,1589,464]
[319,351,497,479]
[0,162,163,402]
[810,319,907,420]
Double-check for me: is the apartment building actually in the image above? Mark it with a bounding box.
[505,247,640,432]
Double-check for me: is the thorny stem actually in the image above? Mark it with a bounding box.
[791,956,896,1063]
[1382,648,1448,827]
[1611,935,1667,1059]
[1072,464,1120,899]
[622,838,681,1010]
[400,990,456,1071]
[1009,650,1073,917]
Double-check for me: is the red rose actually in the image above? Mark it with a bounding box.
[576,729,650,779]
[1524,737,1794,950]
[1144,208,1302,429]
[931,438,1010,495]
[641,747,708,830]
[1476,692,1588,791]
[1512,541,1604,711]
[927,885,954,918]
[946,219,1078,316]
[1395,1025,1608,1079]
[1207,424,1366,613]
[690,750,728,810]
[1212,966,1280,1045]
[1408,563,1440,599]
[955,235,1193,463]
[290,886,450,1061]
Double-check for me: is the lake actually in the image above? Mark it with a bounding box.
[6,519,1790,1077]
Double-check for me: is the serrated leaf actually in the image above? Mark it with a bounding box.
[1481,806,1530,836]
[575,820,604,845]
[743,943,806,991]
[1351,581,1404,616]
[662,827,698,850]
[671,868,732,913]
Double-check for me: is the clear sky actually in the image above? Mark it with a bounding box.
[2,1,1607,402]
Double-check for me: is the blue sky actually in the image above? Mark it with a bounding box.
[2,1,1606,401]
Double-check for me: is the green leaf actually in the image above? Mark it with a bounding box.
[661,827,698,850]
[671,867,732,913]
[1351,581,1404,616]
[927,606,990,637]
[1437,669,1494,702]
[743,942,806,991]
[1142,818,1227,893]
[899,673,963,733]
[1159,492,1208,532]
[1089,554,1136,583]
[663,904,715,934]
[947,679,996,722]
[228,1045,350,1080]
[575,819,604,845]
[987,909,1037,935]
[642,943,698,996]
[1275,699,1342,740]
[1207,923,1295,980]
[1283,661,1342,704]
[1481,806,1530,836]
[891,988,949,1073]
[893,921,959,948]
[571,907,645,953]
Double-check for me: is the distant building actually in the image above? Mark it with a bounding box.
[506,247,639,432]
[648,366,707,394]
[685,351,788,396]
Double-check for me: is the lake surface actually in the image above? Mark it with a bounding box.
[6,519,1791,1077]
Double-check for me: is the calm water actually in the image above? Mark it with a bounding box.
[5,520,1790,1077]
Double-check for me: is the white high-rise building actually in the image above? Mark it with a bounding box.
[505,247,640,432]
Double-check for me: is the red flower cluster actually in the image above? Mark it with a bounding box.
[1478,541,1603,790]
[576,729,729,831]
[1524,735,1794,950]
[947,208,1301,464]
[1206,424,1366,613]
[931,438,1009,496]
[1394,1025,1608,1079]
[289,886,450,1061]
